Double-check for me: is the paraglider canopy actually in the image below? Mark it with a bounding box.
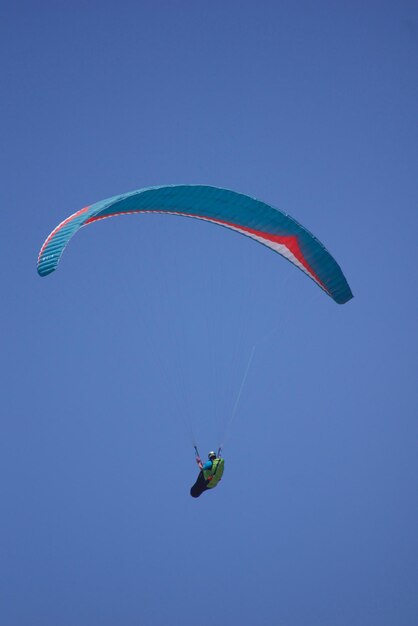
[37,184,353,304]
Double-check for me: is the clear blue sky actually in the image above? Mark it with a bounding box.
[1,1,417,625]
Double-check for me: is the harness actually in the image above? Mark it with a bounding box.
[204,458,225,489]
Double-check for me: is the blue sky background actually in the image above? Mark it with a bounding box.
[1,1,417,625]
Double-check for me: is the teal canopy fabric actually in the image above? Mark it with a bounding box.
[37,185,353,304]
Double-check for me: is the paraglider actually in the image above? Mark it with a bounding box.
[190,450,225,498]
[37,184,353,498]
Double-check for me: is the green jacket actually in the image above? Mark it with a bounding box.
[203,458,224,489]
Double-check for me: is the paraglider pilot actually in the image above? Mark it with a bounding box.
[190,450,224,498]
